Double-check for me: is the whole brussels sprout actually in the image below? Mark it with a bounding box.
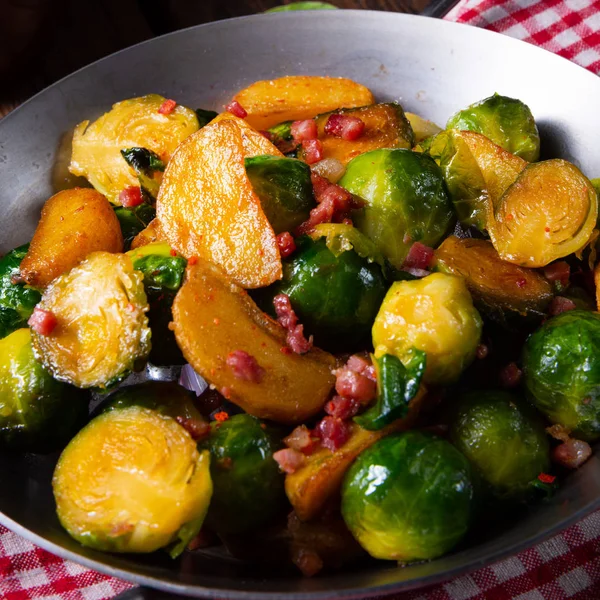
[0,328,87,451]
[256,234,387,350]
[341,431,473,562]
[53,402,212,556]
[0,245,41,339]
[245,155,315,233]
[372,273,482,385]
[446,94,540,162]
[202,414,285,534]
[339,148,454,269]
[523,310,600,441]
[449,391,550,501]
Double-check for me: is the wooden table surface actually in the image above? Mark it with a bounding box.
[0,0,432,118]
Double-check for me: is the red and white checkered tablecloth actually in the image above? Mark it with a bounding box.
[2,1,600,599]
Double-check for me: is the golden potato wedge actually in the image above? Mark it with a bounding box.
[172,259,336,424]
[69,95,199,204]
[233,76,374,130]
[19,188,123,288]
[285,391,424,521]
[157,116,283,288]
[130,219,162,250]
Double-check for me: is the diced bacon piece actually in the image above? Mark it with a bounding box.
[310,172,331,197]
[118,186,144,208]
[291,119,318,142]
[346,354,371,374]
[284,425,316,454]
[324,113,366,141]
[274,448,306,474]
[226,350,264,383]
[552,438,592,469]
[335,368,377,404]
[259,130,274,141]
[548,296,576,316]
[276,139,300,155]
[273,293,298,329]
[314,416,351,451]
[287,324,313,354]
[403,242,434,270]
[28,307,57,336]
[276,231,296,258]
[175,416,210,441]
[158,99,177,115]
[325,395,361,420]
[499,362,522,388]
[543,261,570,288]
[225,100,247,118]
[301,139,323,164]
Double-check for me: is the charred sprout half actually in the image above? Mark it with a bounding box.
[31,252,151,388]
[446,94,540,162]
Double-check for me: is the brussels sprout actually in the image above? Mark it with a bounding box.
[592,178,600,198]
[0,245,41,339]
[449,391,550,501]
[339,148,454,269]
[297,103,414,166]
[447,94,540,162]
[372,273,482,385]
[434,236,553,321]
[266,2,338,11]
[70,94,199,204]
[245,155,315,233]
[257,235,387,350]
[341,431,473,562]
[113,203,156,250]
[0,328,87,451]
[267,120,293,142]
[523,310,600,441]
[121,147,165,199]
[53,403,212,555]
[127,242,186,365]
[32,252,151,388]
[195,108,218,128]
[405,112,442,144]
[427,129,526,231]
[202,414,284,534]
[355,352,426,431]
[489,160,598,267]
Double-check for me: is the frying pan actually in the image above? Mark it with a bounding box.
[1,10,600,599]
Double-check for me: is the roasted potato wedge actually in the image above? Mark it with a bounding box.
[285,394,423,521]
[233,76,374,130]
[172,259,336,424]
[19,188,123,288]
[157,116,283,288]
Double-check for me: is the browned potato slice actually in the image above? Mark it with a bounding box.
[233,76,375,130]
[285,393,424,521]
[489,159,598,267]
[157,116,283,288]
[130,219,162,250]
[19,188,123,288]
[172,259,336,424]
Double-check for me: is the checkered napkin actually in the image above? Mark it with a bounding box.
[2,1,600,599]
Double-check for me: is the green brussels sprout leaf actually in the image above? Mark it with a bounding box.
[121,147,166,198]
[528,477,558,499]
[592,178,600,198]
[0,244,42,339]
[266,2,338,12]
[113,203,156,250]
[355,351,426,431]
[267,120,293,142]
[195,108,219,128]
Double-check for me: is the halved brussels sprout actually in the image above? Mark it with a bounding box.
[341,431,473,562]
[339,148,454,269]
[297,103,414,166]
[0,328,87,451]
[195,108,219,128]
[449,391,550,501]
[31,252,151,389]
[434,236,553,320]
[257,235,387,350]
[114,203,156,250]
[427,129,526,231]
[405,112,442,144]
[489,159,598,267]
[70,94,199,204]
[53,404,212,555]
[446,94,540,162]
[245,155,315,233]
[0,245,41,339]
[202,414,285,534]
[372,273,482,385]
[523,310,600,441]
